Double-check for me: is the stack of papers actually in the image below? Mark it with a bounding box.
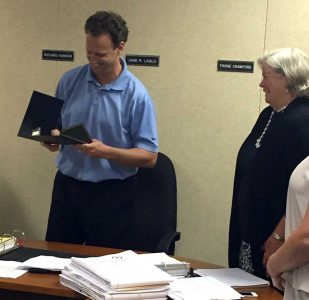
[60,250,174,300]
[138,253,190,277]
[194,267,269,287]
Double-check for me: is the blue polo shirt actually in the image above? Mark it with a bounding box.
[55,57,158,182]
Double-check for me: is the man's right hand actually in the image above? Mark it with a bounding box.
[40,129,61,152]
[40,142,60,152]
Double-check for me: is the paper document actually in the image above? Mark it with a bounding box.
[61,250,173,300]
[138,253,190,277]
[138,253,183,265]
[60,272,168,300]
[194,267,269,287]
[0,261,27,278]
[168,276,242,300]
[18,255,70,271]
[62,264,169,294]
[71,250,173,289]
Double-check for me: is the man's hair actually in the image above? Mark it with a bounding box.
[258,48,309,98]
[84,11,129,48]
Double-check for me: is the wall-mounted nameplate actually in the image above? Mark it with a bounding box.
[42,50,74,61]
[125,55,159,67]
[217,60,254,73]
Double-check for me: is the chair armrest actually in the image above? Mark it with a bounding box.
[156,231,181,255]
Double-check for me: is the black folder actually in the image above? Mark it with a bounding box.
[0,247,87,262]
[18,91,92,145]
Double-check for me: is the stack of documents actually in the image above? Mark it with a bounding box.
[60,250,174,300]
[138,253,190,277]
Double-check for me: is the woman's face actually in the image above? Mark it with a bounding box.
[259,64,290,108]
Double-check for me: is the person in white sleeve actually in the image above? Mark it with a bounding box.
[267,156,309,300]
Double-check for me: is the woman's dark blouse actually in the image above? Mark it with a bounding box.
[229,97,309,278]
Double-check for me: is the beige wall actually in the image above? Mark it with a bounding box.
[0,0,308,266]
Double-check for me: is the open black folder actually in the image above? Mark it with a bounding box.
[18,91,92,145]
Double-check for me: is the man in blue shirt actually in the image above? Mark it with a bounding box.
[42,11,158,249]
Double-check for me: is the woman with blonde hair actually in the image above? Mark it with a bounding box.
[229,48,309,279]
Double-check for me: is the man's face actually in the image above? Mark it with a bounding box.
[86,33,123,74]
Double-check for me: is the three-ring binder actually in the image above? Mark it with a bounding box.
[0,230,25,256]
[156,262,191,277]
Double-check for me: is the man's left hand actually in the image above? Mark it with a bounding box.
[75,139,110,158]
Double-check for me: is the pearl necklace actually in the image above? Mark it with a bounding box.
[255,110,274,148]
[255,106,287,149]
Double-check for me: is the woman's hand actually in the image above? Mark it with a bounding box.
[267,253,285,291]
[262,234,283,266]
[263,217,285,266]
[270,276,285,291]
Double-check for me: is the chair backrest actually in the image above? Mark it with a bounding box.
[131,152,178,254]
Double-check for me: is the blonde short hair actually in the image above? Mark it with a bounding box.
[258,48,309,98]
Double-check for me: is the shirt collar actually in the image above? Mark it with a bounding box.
[86,57,128,91]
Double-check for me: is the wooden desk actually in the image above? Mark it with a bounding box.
[0,240,283,300]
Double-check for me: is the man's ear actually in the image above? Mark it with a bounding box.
[117,41,125,53]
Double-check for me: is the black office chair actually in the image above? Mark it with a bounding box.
[130,152,180,255]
